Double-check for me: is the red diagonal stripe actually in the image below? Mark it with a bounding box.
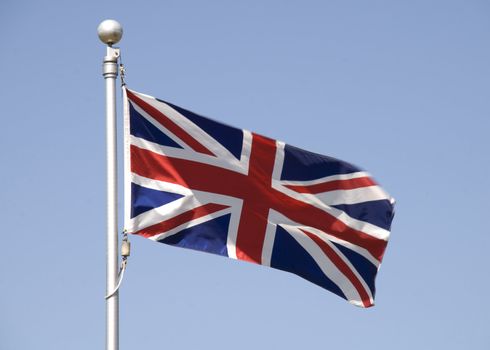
[135,203,230,238]
[272,190,388,261]
[127,90,215,156]
[301,229,373,307]
[285,177,376,194]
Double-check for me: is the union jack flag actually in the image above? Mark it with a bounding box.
[123,88,395,307]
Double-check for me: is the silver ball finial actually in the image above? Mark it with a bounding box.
[97,19,123,46]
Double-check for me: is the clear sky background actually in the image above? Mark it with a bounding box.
[1,1,489,349]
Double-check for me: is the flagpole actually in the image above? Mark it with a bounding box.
[98,19,123,350]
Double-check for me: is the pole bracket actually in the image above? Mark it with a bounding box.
[103,47,120,78]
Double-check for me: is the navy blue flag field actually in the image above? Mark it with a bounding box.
[123,88,395,307]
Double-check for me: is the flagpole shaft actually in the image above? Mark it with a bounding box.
[103,46,120,350]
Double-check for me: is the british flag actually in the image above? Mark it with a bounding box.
[123,88,395,307]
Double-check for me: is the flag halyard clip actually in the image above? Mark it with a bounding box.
[105,230,131,300]
[119,63,126,87]
[119,49,126,87]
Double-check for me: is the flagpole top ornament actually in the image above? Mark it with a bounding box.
[97,19,123,46]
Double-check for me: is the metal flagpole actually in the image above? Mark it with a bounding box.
[97,19,123,350]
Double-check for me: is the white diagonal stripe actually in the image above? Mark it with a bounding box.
[127,195,202,233]
[131,135,249,174]
[294,225,375,304]
[280,224,363,306]
[132,173,193,196]
[129,100,188,150]
[267,209,380,267]
[130,90,244,163]
[148,206,233,242]
[272,183,390,240]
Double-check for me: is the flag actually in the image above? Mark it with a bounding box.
[123,88,395,307]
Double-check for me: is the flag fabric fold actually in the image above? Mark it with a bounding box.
[123,87,395,307]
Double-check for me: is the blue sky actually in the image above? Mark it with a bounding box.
[1,1,489,349]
